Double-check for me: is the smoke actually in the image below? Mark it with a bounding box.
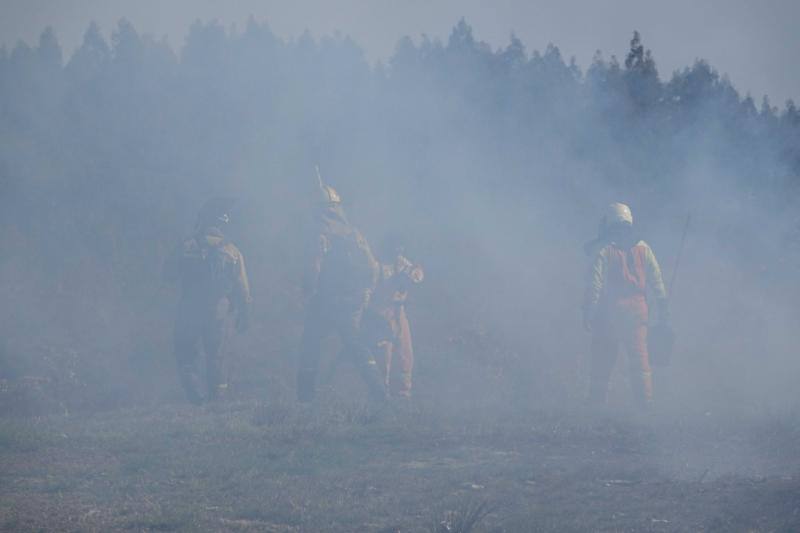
[0,18,798,420]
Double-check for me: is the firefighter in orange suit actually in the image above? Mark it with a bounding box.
[366,236,424,397]
[583,203,668,407]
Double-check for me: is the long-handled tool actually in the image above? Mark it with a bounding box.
[668,213,692,297]
[649,212,691,366]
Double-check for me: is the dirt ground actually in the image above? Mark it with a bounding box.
[1,387,798,533]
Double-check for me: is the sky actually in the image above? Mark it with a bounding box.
[0,0,798,106]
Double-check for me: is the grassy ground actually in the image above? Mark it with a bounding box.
[1,392,799,533]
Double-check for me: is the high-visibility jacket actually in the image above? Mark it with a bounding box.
[585,239,666,323]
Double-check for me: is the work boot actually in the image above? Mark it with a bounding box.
[178,365,204,405]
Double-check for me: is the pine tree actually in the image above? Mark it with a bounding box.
[623,30,661,112]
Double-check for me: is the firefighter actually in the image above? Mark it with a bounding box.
[364,236,424,397]
[163,197,251,405]
[583,202,668,407]
[297,177,385,403]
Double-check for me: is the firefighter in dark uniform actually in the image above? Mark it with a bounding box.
[164,198,251,404]
[297,179,385,403]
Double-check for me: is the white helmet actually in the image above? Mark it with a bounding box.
[605,202,633,226]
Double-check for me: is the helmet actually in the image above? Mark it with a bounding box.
[318,184,341,205]
[198,197,236,226]
[315,165,342,205]
[605,202,633,226]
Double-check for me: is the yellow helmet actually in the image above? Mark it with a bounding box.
[605,202,633,226]
[319,184,341,204]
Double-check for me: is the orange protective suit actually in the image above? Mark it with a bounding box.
[376,305,414,395]
[584,233,666,406]
[365,255,423,397]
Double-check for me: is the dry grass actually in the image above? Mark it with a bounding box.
[1,397,799,532]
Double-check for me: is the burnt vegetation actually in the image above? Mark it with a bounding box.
[0,18,799,532]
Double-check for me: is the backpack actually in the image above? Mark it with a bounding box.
[181,238,238,298]
[318,231,375,295]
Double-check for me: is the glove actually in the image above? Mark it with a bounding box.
[235,308,250,334]
[657,298,670,324]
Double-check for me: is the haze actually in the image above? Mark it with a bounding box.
[1,1,799,531]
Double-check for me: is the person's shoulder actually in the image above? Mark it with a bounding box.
[590,243,613,260]
[633,240,660,262]
[221,241,244,260]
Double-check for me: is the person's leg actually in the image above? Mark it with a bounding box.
[322,346,346,387]
[202,300,232,401]
[626,322,653,407]
[379,340,393,390]
[588,323,618,404]
[380,307,399,392]
[174,316,203,405]
[297,299,328,402]
[396,307,414,397]
[338,305,386,402]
